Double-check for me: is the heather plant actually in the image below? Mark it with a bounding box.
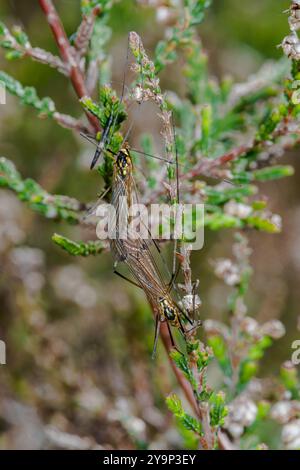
[0,0,300,450]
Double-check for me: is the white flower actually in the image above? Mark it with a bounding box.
[271,401,293,424]
[240,317,259,335]
[224,200,252,219]
[156,7,171,23]
[270,214,282,231]
[181,294,202,313]
[214,259,240,286]
[225,397,258,438]
[260,320,285,339]
[282,419,300,449]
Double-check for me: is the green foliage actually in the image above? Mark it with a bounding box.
[280,363,299,399]
[0,22,27,60]
[0,157,81,223]
[154,0,211,72]
[256,104,288,142]
[238,334,274,390]
[80,88,126,185]
[209,392,228,427]
[0,71,56,117]
[0,0,299,452]
[81,0,113,15]
[52,233,104,256]
[170,350,197,390]
[200,104,213,156]
[207,336,232,377]
[166,393,203,436]
[81,86,127,131]
[253,165,294,182]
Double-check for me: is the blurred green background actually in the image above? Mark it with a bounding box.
[0,0,299,449]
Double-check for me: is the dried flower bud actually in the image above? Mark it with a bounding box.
[270,214,282,231]
[156,7,175,25]
[132,84,145,104]
[181,293,202,313]
[281,33,300,59]
[260,320,286,339]
[227,422,244,438]
[240,317,259,335]
[282,419,300,449]
[224,200,252,219]
[214,258,240,286]
[289,2,300,31]
[271,401,294,424]
[203,319,230,339]
[225,397,258,438]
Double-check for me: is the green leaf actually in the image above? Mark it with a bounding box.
[253,165,294,182]
[239,360,258,386]
[200,104,213,156]
[248,336,272,361]
[246,215,281,233]
[81,0,110,15]
[0,21,8,36]
[205,213,243,230]
[256,105,288,141]
[170,350,197,390]
[0,71,56,117]
[257,401,271,420]
[280,363,299,399]
[166,393,203,436]
[190,1,212,25]
[11,26,29,46]
[52,234,104,256]
[205,185,256,205]
[5,50,23,60]
[166,393,184,417]
[0,157,81,223]
[209,391,228,427]
[81,87,127,131]
[207,335,232,377]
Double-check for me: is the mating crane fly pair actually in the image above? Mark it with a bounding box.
[82,46,200,356]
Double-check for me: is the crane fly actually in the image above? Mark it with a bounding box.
[83,34,201,355]
[108,143,198,356]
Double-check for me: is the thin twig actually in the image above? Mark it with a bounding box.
[185,145,250,180]
[74,5,101,60]
[0,23,68,74]
[26,46,69,74]
[38,0,100,133]
[161,322,232,450]
[53,112,90,133]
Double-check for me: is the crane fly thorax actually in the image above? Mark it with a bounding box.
[116,147,132,179]
[158,296,180,326]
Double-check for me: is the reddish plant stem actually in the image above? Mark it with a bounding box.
[38,0,100,133]
[161,323,233,450]
[160,322,199,416]
[183,144,250,180]
[160,321,215,449]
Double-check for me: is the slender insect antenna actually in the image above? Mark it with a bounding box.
[130,147,175,164]
[80,132,97,145]
[171,112,180,205]
[170,112,181,289]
